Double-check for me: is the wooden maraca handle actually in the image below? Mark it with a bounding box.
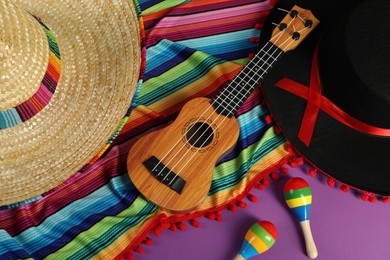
[233,254,245,260]
[300,220,318,259]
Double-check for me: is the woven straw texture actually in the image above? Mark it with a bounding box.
[0,0,141,205]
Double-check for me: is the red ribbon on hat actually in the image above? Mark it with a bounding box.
[274,44,390,147]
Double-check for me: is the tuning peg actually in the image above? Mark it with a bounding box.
[304,20,313,28]
[290,9,298,18]
[272,22,287,32]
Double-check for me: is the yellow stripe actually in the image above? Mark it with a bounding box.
[245,229,269,253]
[286,195,312,208]
[92,198,159,260]
[147,60,242,113]
[164,140,289,216]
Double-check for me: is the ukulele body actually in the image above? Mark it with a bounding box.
[127,97,240,212]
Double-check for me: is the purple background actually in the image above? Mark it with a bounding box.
[136,164,390,260]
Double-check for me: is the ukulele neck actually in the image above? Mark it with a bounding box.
[211,42,284,117]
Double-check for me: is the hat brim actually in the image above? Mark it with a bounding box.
[0,0,141,205]
[261,0,390,195]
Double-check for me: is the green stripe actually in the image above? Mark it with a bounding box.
[250,223,275,248]
[142,0,191,15]
[213,128,278,180]
[43,27,60,59]
[231,57,250,66]
[46,197,157,259]
[139,51,225,105]
[284,187,312,200]
[209,131,285,194]
[133,0,143,17]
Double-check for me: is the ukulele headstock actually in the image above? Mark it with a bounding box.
[270,5,319,52]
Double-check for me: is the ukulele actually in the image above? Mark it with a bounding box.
[127,6,319,212]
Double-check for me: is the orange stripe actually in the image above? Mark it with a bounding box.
[143,8,174,24]
[46,52,61,81]
[29,96,44,111]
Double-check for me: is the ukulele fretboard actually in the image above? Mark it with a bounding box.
[211,42,283,117]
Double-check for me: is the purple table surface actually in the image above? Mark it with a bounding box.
[135,164,390,260]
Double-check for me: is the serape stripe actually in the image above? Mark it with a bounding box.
[0,1,290,259]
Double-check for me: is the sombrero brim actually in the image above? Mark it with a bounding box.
[261,0,390,195]
[0,1,141,205]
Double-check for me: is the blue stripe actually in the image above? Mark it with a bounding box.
[139,54,224,106]
[0,109,22,129]
[217,47,257,61]
[240,240,259,259]
[71,203,157,260]
[217,105,272,164]
[0,230,30,260]
[176,29,259,56]
[145,40,188,73]
[291,205,311,221]
[237,105,268,138]
[211,134,285,193]
[145,41,195,79]
[34,189,141,258]
[0,175,137,255]
[139,0,161,10]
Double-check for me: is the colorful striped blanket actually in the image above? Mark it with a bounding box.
[0,0,291,259]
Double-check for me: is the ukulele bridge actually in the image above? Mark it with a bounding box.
[143,156,186,194]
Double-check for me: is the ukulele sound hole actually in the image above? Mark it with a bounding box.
[186,122,214,148]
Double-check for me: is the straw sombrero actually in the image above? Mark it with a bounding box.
[0,0,141,205]
[261,0,390,195]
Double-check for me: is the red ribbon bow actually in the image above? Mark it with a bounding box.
[274,45,390,147]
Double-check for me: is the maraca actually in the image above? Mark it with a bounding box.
[234,220,277,260]
[284,177,318,259]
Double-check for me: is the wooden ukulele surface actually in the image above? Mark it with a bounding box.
[127,5,319,212]
[127,97,240,212]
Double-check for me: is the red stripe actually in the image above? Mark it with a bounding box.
[0,155,124,235]
[283,177,309,193]
[259,221,277,240]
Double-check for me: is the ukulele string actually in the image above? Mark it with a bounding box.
[159,35,284,182]
[170,37,296,185]
[152,34,283,176]
[166,17,301,184]
[167,27,300,184]
[169,23,309,184]
[159,13,301,184]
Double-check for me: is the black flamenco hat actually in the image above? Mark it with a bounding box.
[261,0,390,195]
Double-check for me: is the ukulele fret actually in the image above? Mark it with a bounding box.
[127,6,319,212]
[211,42,283,118]
[143,156,186,194]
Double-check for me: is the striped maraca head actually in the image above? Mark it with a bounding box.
[284,177,312,222]
[236,221,277,260]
